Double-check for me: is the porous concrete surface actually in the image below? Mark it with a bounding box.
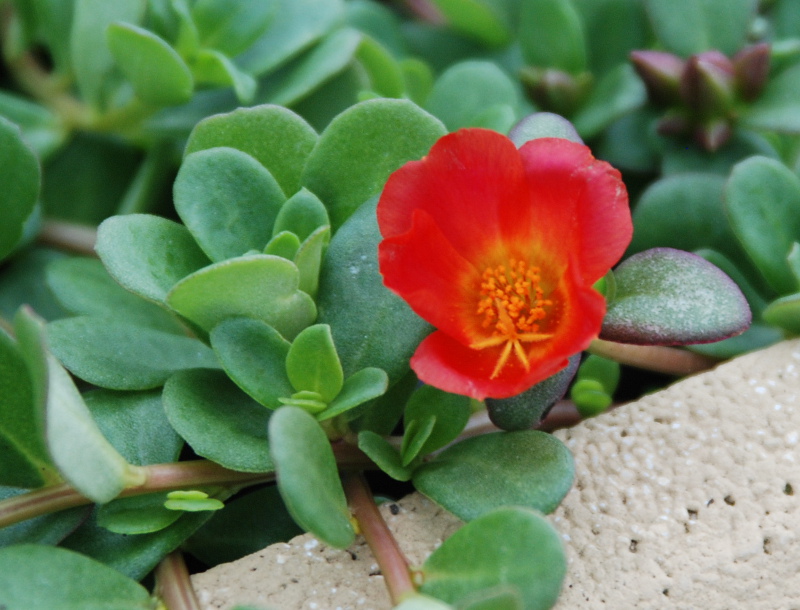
[192,339,799,609]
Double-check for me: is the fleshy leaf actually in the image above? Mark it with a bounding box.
[742,63,800,133]
[96,214,211,305]
[317,367,389,421]
[190,49,256,103]
[425,61,519,132]
[763,293,800,334]
[401,415,436,467]
[356,35,405,98]
[210,317,294,409]
[174,147,286,262]
[265,231,302,260]
[725,156,800,295]
[272,188,330,241]
[107,22,193,106]
[508,112,583,147]
[163,369,273,472]
[601,248,752,345]
[285,324,343,402]
[427,0,511,47]
[403,385,471,455]
[269,406,355,548]
[572,64,645,139]
[47,317,219,390]
[15,309,136,503]
[413,431,574,521]
[0,545,151,609]
[166,254,316,340]
[316,198,432,384]
[301,98,446,229]
[294,225,330,298]
[98,492,181,535]
[185,105,318,197]
[0,116,39,261]
[420,507,565,610]
[357,430,412,481]
[519,0,586,74]
[191,0,277,57]
[485,355,579,431]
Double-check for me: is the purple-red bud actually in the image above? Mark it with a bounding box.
[630,50,685,106]
[695,119,732,151]
[656,112,690,136]
[733,43,770,101]
[680,51,736,118]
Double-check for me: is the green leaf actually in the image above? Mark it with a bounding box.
[98,492,181,535]
[268,406,355,548]
[70,0,146,107]
[190,49,257,103]
[0,116,40,261]
[285,324,343,402]
[0,327,56,488]
[192,0,277,57]
[15,309,136,503]
[392,594,454,610]
[175,147,286,262]
[427,0,511,47]
[167,254,316,340]
[725,156,800,295]
[163,369,274,472]
[356,35,405,98]
[404,386,471,455]
[357,430,412,481]
[0,545,152,609]
[273,188,329,240]
[301,98,446,229]
[401,58,435,106]
[165,490,225,511]
[85,389,182,465]
[519,0,586,73]
[184,485,302,567]
[185,105,318,196]
[317,367,389,421]
[265,27,362,108]
[96,214,211,305]
[47,317,219,390]
[0,91,65,160]
[0,248,69,322]
[644,0,757,57]
[789,243,800,285]
[107,21,193,105]
[420,507,566,610]
[414,431,574,521]
[401,415,436,467]
[485,355,579,431]
[601,248,752,345]
[425,61,519,132]
[265,231,302,260]
[294,225,330,297]
[575,0,650,75]
[576,354,620,394]
[763,293,800,334]
[236,0,346,77]
[46,257,183,333]
[572,63,645,139]
[741,62,800,134]
[316,198,432,383]
[508,111,583,146]
[210,317,294,409]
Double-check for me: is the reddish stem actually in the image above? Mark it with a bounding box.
[589,339,719,376]
[344,473,417,605]
[155,551,202,610]
[38,220,98,256]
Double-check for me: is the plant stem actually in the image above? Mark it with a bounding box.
[155,552,203,610]
[588,339,719,376]
[38,220,98,256]
[344,473,417,605]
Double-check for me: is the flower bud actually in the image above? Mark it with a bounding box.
[520,67,592,116]
[695,118,732,151]
[656,112,690,136]
[679,51,736,118]
[630,50,685,106]
[733,43,770,101]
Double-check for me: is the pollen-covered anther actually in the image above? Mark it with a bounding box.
[472,259,554,378]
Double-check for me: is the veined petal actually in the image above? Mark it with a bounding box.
[514,137,632,283]
[379,208,478,346]
[377,129,529,265]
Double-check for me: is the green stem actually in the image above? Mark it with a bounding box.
[589,339,719,376]
[344,473,417,605]
[155,552,203,610]
[38,220,98,256]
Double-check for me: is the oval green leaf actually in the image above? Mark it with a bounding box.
[163,369,274,472]
[519,0,586,73]
[317,367,389,421]
[420,507,566,610]
[413,430,574,522]
[0,116,40,261]
[191,0,277,57]
[403,385,471,455]
[763,292,800,334]
[175,147,286,262]
[601,248,752,345]
[269,406,355,548]
[166,254,316,340]
[301,98,446,229]
[285,324,343,402]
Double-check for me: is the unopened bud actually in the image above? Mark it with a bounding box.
[733,43,770,101]
[630,50,684,106]
[520,67,592,116]
[656,112,690,136]
[680,51,736,118]
[695,119,732,151]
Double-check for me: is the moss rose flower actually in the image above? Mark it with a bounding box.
[377,128,632,399]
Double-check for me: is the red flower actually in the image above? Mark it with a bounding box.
[377,128,632,400]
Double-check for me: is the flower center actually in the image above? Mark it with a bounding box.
[471,259,553,379]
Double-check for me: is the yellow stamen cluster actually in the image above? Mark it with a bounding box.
[472,259,553,379]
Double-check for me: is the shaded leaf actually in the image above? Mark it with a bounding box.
[0,116,40,261]
[357,430,411,481]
